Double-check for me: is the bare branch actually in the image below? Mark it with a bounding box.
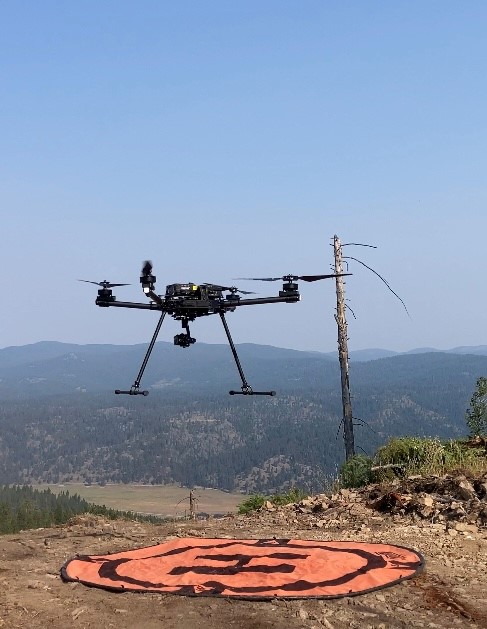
[342,243,378,248]
[356,445,370,456]
[345,303,357,319]
[343,255,410,317]
[335,417,344,440]
[371,463,406,471]
[352,416,377,434]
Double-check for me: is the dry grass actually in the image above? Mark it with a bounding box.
[375,436,487,478]
[35,483,243,517]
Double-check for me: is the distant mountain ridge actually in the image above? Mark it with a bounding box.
[0,340,486,398]
[0,340,329,398]
[326,345,487,361]
[2,340,487,366]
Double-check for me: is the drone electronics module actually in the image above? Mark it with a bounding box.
[80,262,347,397]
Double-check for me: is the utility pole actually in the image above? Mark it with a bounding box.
[333,235,355,460]
[189,489,196,520]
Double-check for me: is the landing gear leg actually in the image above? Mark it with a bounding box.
[219,311,276,396]
[115,312,166,396]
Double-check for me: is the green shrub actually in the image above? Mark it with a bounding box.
[375,436,485,477]
[339,454,374,488]
[376,437,434,468]
[238,494,267,514]
[238,488,308,514]
[271,487,308,506]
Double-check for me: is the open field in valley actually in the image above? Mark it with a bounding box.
[36,483,244,517]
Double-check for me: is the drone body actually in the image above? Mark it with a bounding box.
[82,262,348,397]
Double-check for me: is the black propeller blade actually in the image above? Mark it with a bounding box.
[202,283,256,295]
[235,273,351,282]
[142,260,153,276]
[298,273,351,282]
[78,279,130,288]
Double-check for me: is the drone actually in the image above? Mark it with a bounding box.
[80,262,349,397]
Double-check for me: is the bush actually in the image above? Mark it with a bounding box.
[238,488,308,514]
[375,436,485,476]
[238,494,267,514]
[339,455,374,488]
[271,487,308,506]
[376,437,434,469]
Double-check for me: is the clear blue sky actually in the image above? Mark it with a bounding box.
[1,1,485,352]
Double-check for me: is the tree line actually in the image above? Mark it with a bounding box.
[0,484,162,534]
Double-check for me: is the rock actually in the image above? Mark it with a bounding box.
[418,506,434,518]
[454,523,478,533]
[417,494,434,507]
[476,482,487,499]
[456,479,477,501]
[312,501,328,513]
[71,607,87,620]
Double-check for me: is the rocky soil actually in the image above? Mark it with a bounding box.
[1,473,487,628]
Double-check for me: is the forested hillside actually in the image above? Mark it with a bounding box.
[1,340,486,399]
[0,343,485,493]
[0,485,160,534]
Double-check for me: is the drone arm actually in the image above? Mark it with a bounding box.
[143,288,164,306]
[96,299,162,310]
[228,294,300,308]
[115,312,166,396]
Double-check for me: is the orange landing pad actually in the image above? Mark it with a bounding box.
[61,537,424,599]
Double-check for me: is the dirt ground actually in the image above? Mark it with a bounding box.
[1,489,487,629]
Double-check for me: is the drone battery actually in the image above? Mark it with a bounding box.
[166,283,199,297]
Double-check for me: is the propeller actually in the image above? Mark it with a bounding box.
[141,260,153,276]
[78,279,130,288]
[202,283,255,295]
[235,273,351,283]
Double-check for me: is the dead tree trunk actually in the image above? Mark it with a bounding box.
[333,235,355,460]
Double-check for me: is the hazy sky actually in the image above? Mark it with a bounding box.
[1,1,485,353]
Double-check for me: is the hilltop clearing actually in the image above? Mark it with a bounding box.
[1,474,486,628]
